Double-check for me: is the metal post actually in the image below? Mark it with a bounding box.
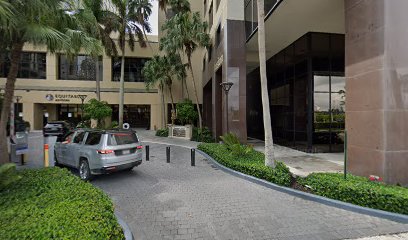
[166,146,170,163]
[44,144,49,167]
[225,92,229,133]
[146,145,149,161]
[344,130,347,180]
[191,149,195,166]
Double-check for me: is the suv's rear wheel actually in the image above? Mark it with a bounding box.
[79,159,93,181]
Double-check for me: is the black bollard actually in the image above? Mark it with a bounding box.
[146,145,149,161]
[191,149,195,166]
[166,147,170,163]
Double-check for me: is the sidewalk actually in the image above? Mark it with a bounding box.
[136,129,344,177]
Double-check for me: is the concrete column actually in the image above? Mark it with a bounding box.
[345,0,408,185]
[22,102,34,131]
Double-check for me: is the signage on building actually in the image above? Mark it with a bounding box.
[45,94,88,102]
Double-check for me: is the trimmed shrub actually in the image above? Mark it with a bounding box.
[156,128,169,137]
[298,173,408,215]
[0,167,123,239]
[0,164,21,191]
[198,143,292,187]
[191,127,214,143]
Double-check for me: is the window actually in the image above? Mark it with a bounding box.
[59,55,102,81]
[112,57,150,82]
[64,132,75,143]
[203,57,206,71]
[208,45,213,61]
[107,132,138,146]
[0,52,46,79]
[85,132,102,145]
[216,25,221,47]
[73,132,86,144]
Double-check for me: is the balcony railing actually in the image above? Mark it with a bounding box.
[245,0,282,40]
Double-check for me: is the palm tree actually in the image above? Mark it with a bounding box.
[0,0,103,164]
[143,53,186,126]
[75,0,120,101]
[110,0,151,128]
[160,11,210,129]
[158,0,190,14]
[257,0,275,167]
[142,56,167,128]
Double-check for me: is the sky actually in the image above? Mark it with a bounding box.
[148,0,159,35]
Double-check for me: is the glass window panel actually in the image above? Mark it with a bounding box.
[314,75,330,92]
[312,34,330,52]
[111,57,149,82]
[331,76,345,93]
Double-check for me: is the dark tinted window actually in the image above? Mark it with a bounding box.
[112,57,150,82]
[85,132,102,145]
[0,52,46,79]
[73,132,85,144]
[107,132,138,146]
[59,55,102,81]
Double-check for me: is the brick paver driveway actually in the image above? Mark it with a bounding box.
[93,143,408,240]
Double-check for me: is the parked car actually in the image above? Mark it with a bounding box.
[43,121,72,138]
[54,129,143,180]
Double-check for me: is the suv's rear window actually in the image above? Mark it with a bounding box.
[45,123,63,128]
[107,132,138,146]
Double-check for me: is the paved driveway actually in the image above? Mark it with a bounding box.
[93,143,407,240]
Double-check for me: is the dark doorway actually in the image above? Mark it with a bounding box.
[215,68,223,139]
[203,80,213,130]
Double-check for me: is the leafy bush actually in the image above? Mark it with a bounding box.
[0,164,21,192]
[0,168,123,239]
[298,173,408,215]
[76,120,91,128]
[176,99,198,125]
[220,133,253,157]
[220,132,240,146]
[191,127,214,143]
[83,99,113,128]
[198,143,292,187]
[156,128,169,137]
[110,121,119,129]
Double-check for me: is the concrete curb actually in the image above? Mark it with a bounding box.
[115,211,134,240]
[196,149,408,224]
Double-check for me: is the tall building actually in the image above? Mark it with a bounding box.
[200,0,408,185]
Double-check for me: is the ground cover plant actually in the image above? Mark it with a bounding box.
[0,167,124,239]
[199,141,408,215]
[298,173,408,215]
[198,143,292,187]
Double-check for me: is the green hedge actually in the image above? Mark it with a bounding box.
[156,128,169,137]
[198,143,292,187]
[0,167,124,239]
[298,173,408,215]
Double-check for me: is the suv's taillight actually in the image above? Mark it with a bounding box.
[136,146,143,150]
[97,150,114,154]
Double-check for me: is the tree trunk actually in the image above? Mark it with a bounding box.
[168,82,176,125]
[187,57,202,129]
[95,58,101,101]
[257,0,275,168]
[119,50,125,128]
[160,85,166,129]
[0,42,24,164]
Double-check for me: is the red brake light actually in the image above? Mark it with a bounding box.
[97,150,114,154]
[136,146,143,150]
